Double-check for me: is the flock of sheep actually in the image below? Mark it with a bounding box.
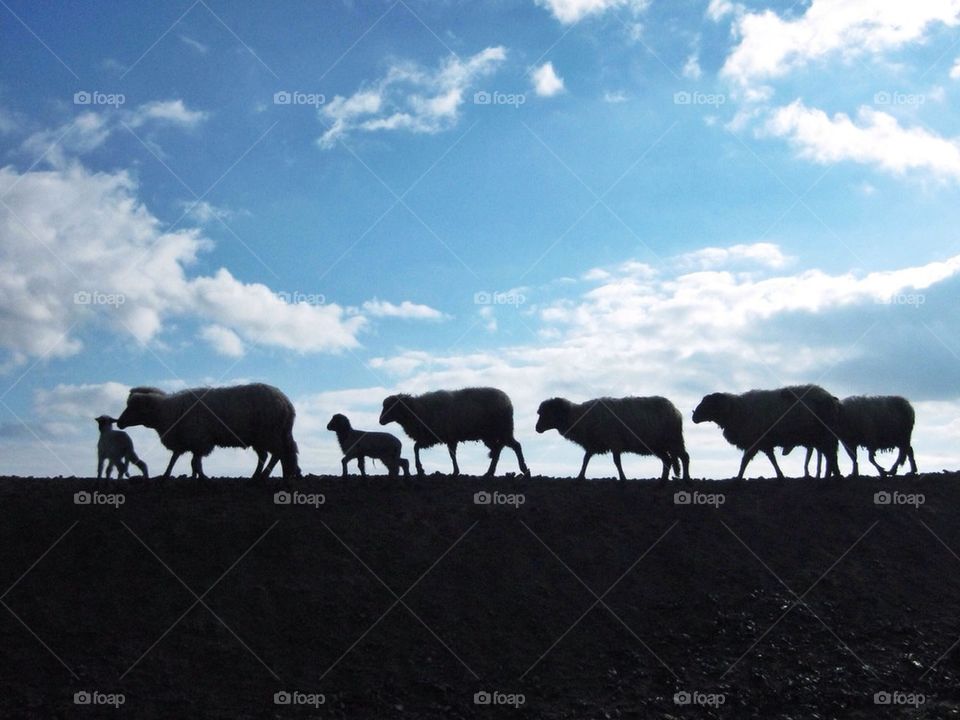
[93,382,918,482]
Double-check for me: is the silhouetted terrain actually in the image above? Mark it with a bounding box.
[1,473,958,718]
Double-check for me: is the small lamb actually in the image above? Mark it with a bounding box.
[96,415,148,479]
[327,413,410,478]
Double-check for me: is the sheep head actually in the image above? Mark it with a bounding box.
[94,415,117,431]
[117,390,162,429]
[536,398,571,434]
[326,414,350,432]
[693,393,734,426]
[379,394,411,426]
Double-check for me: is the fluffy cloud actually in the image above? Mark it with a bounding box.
[535,0,649,24]
[766,100,960,180]
[361,300,449,320]
[722,0,960,87]
[128,99,208,128]
[319,47,507,148]
[0,161,445,365]
[677,243,790,270]
[532,62,565,97]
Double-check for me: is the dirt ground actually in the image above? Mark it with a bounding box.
[0,472,958,718]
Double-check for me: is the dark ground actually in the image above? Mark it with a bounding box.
[0,472,959,718]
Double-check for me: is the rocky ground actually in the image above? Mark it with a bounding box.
[0,472,958,718]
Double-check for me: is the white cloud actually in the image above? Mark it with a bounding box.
[0,162,370,365]
[682,53,703,80]
[602,90,627,103]
[361,299,449,321]
[22,112,112,166]
[128,99,208,128]
[951,57,960,78]
[677,242,790,270]
[707,0,741,22]
[722,1,960,88]
[199,324,245,357]
[532,62,565,97]
[179,35,209,54]
[319,47,506,148]
[179,200,238,224]
[766,100,960,180]
[535,0,649,24]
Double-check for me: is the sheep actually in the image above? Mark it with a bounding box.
[116,383,300,479]
[326,413,410,478]
[379,387,530,477]
[783,395,918,478]
[692,385,842,480]
[95,415,148,480]
[535,396,690,482]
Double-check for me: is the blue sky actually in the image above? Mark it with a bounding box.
[2,0,960,478]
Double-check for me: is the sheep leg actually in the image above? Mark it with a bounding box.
[262,453,282,478]
[612,451,628,482]
[484,444,503,477]
[414,443,426,476]
[868,449,888,477]
[447,442,460,477]
[736,448,759,480]
[190,454,207,480]
[163,451,183,478]
[576,452,593,481]
[763,449,785,479]
[341,457,350,478]
[129,454,148,479]
[97,455,105,480]
[252,449,268,479]
[906,446,918,475]
[656,453,672,483]
[675,449,691,481]
[399,458,410,477]
[844,443,859,477]
[358,456,367,478]
[816,450,823,479]
[802,447,813,478]
[506,438,530,476]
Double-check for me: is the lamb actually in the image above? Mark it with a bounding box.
[692,385,842,480]
[535,396,690,482]
[326,413,410,478]
[784,395,918,478]
[95,415,148,480]
[379,387,530,477]
[117,383,300,479]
